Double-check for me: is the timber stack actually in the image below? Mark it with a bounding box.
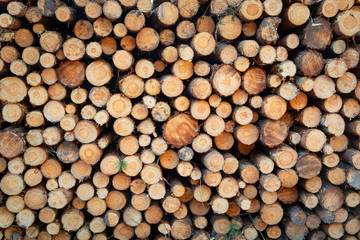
[0,0,360,239]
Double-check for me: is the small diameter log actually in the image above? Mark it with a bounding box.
[239,159,259,184]
[316,0,339,18]
[299,190,318,209]
[255,45,277,65]
[251,153,274,174]
[341,48,359,70]
[176,20,196,40]
[213,43,237,64]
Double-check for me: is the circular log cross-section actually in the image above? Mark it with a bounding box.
[0,129,26,159]
[164,113,199,148]
[57,60,85,88]
[211,64,241,97]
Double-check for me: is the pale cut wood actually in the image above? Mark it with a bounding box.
[176,20,196,40]
[261,95,287,120]
[191,32,215,56]
[137,0,152,15]
[136,27,160,52]
[238,0,263,21]
[55,5,74,23]
[282,3,310,29]
[260,203,283,225]
[263,0,282,16]
[86,60,113,86]
[317,0,339,18]
[334,9,360,37]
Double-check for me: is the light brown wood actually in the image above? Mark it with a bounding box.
[0,1,359,237]
[238,0,264,21]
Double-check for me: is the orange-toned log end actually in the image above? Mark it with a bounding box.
[164,113,199,148]
[211,64,241,97]
[243,67,266,95]
[57,60,85,88]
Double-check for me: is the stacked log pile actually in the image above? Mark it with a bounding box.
[0,0,360,239]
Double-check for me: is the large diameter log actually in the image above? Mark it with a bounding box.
[39,31,63,53]
[259,119,288,148]
[57,61,85,88]
[191,32,216,56]
[74,120,102,144]
[334,9,360,37]
[300,17,332,51]
[261,95,287,120]
[281,3,310,29]
[295,153,322,179]
[317,182,344,212]
[217,15,242,41]
[151,2,179,27]
[0,173,25,195]
[294,50,325,77]
[0,128,26,158]
[300,128,327,152]
[163,113,199,148]
[56,141,79,164]
[242,67,266,95]
[260,202,283,225]
[136,27,160,52]
[0,76,27,103]
[86,60,113,86]
[210,64,241,97]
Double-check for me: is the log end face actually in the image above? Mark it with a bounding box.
[57,60,85,88]
[164,113,199,148]
[0,130,26,159]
